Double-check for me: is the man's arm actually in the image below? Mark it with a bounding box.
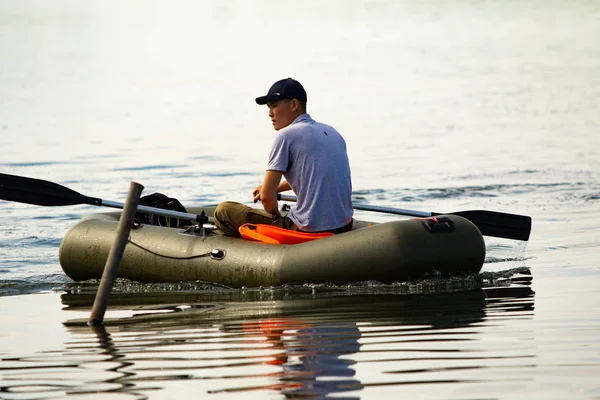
[253,179,292,203]
[277,180,291,192]
[260,170,284,215]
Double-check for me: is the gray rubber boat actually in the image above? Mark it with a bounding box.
[59,206,486,287]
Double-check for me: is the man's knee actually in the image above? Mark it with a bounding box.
[214,201,238,221]
[213,201,247,237]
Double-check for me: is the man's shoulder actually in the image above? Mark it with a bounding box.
[280,119,312,135]
[286,116,338,133]
[304,116,339,134]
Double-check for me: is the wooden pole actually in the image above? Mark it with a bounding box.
[88,181,144,326]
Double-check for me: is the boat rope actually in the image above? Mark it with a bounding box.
[127,238,215,260]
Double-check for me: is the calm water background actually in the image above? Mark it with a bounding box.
[1,1,599,398]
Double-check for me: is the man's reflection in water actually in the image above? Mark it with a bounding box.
[243,318,362,397]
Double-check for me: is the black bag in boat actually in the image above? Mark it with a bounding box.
[135,192,192,228]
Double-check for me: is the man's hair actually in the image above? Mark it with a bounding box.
[298,100,307,113]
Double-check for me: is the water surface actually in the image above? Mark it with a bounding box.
[1,0,599,398]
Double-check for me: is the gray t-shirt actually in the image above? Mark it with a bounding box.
[267,113,353,232]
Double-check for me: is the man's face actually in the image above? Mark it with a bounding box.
[266,99,296,131]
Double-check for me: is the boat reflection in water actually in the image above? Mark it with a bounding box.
[59,282,535,398]
[234,318,362,395]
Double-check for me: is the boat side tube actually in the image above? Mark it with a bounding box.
[59,212,485,287]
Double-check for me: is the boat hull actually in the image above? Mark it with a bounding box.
[58,207,486,287]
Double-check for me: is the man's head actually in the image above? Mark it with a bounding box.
[256,78,307,131]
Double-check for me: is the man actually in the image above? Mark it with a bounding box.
[214,77,353,237]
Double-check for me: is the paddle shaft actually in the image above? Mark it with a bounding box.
[279,194,429,217]
[277,193,532,241]
[0,173,212,224]
[101,200,213,223]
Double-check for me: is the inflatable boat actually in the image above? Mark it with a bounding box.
[58,206,486,287]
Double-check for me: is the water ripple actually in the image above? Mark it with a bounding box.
[0,161,77,167]
[13,286,526,398]
[113,164,191,172]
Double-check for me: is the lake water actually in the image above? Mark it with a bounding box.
[1,1,599,398]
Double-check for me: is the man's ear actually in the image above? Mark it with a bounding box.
[290,99,299,111]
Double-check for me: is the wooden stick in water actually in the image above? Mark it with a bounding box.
[88,181,144,326]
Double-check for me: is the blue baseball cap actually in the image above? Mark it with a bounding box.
[255,78,307,105]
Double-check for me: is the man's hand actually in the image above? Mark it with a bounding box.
[253,185,262,203]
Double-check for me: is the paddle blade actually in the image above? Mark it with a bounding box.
[444,210,532,241]
[0,173,101,207]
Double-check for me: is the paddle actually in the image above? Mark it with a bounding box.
[0,173,532,241]
[0,173,211,224]
[278,194,532,241]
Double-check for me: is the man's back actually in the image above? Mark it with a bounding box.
[267,114,353,232]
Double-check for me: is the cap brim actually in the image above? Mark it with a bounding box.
[255,94,284,105]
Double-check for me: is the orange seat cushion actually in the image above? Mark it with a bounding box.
[239,223,334,244]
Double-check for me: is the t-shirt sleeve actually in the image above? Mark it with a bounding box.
[266,133,289,172]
